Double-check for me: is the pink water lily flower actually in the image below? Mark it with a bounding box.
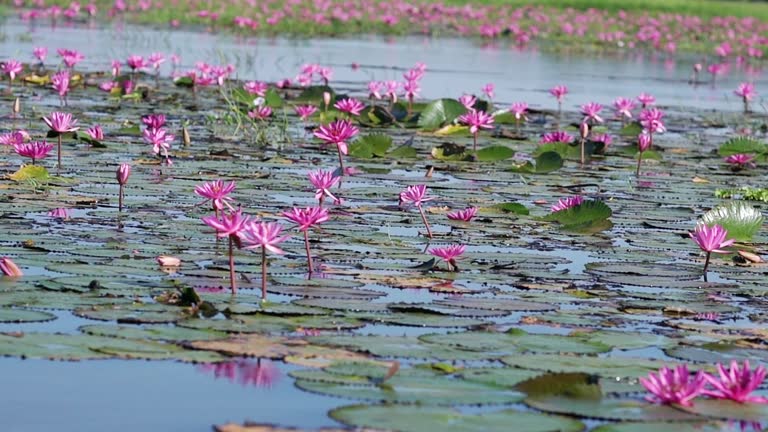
[43,111,79,168]
[142,114,166,129]
[551,196,584,212]
[636,132,653,176]
[116,163,131,212]
[0,131,28,146]
[308,169,341,207]
[510,102,529,121]
[550,85,568,112]
[334,98,365,116]
[725,154,756,171]
[243,80,268,96]
[14,141,53,165]
[447,207,478,222]
[240,221,290,299]
[459,94,477,110]
[314,119,359,174]
[400,184,434,238]
[86,125,104,141]
[43,111,79,133]
[294,105,318,121]
[540,131,574,144]
[639,108,666,134]
[48,208,70,220]
[637,93,656,108]
[429,244,466,272]
[735,83,757,112]
[51,70,70,104]
[368,81,383,100]
[641,365,707,406]
[580,102,604,124]
[1,59,23,83]
[481,83,495,100]
[248,106,272,120]
[143,127,174,161]
[690,223,735,282]
[283,207,329,274]
[57,49,84,68]
[613,97,636,120]
[202,209,251,294]
[0,257,23,277]
[195,180,237,213]
[704,361,768,404]
[33,47,48,63]
[458,109,494,152]
[126,55,146,71]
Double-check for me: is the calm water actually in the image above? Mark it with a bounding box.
[1,358,342,432]
[0,17,761,111]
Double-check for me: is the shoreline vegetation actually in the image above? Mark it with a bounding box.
[3,0,768,55]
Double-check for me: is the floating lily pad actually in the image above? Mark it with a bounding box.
[330,404,585,432]
[0,308,56,323]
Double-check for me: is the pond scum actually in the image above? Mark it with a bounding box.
[2,4,768,432]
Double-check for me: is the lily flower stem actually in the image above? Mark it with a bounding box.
[703,251,711,282]
[303,230,314,274]
[473,132,478,153]
[57,135,62,169]
[261,246,267,300]
[118,185,124,212]
[636,151,643,176]
[417,205,433,239]
[580,138,585,165]
[228,236,237,295]
[336,147,345,177]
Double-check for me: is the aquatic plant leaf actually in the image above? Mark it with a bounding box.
[534,141,603,160]
[309,335,492,360]
[79,324,228,341]
[348,134,392,158]
[418,99,467,129]
[515,372,602,400]
[592,422,728,432]
[491,202,530,215]
[0,332,224,362]
[679,400,768,423]
[701,201,763,242]
[542,200,612,230]
[330,404,585,432]
[264,88,283,108]
[507,151,563,174]
[9,165,49,182]
[215,423,356,432]
[386,144,417,159]
[666,343,768,364]
[715,187,768,203]
[420,330,610,354]
[295,367,525,405]
[0,308,56,323]
[359,105,395,126]
[525,396,700,421]
[459,367,541,388]
[431,143,470,161]
[475,145,514,162]
[295,85,334,104]
[718,136,767,157]
[434,124,470,136]
[500,354,671,379]
[619,122,643,136]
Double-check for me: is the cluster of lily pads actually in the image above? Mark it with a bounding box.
[0,43,767,431]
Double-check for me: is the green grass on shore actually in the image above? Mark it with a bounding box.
[443,0,768,21]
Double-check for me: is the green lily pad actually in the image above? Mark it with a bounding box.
[330,404,585,432]
[0,308,56,323]
[701,201,763,242]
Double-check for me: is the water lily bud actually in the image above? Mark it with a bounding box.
[638,132,652,152]
[0,257,22,277]
[182,126,191,147]
[157,255,181,267]
[579,122,589,140]
[323,91,331,108]
[12,97,20,115]
[116,163,131,185]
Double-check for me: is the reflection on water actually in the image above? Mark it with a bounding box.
[0,17,759,111]
[198,358,281,388]
[0,358,340,432]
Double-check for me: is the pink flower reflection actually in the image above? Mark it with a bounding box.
[199,359,280,388]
